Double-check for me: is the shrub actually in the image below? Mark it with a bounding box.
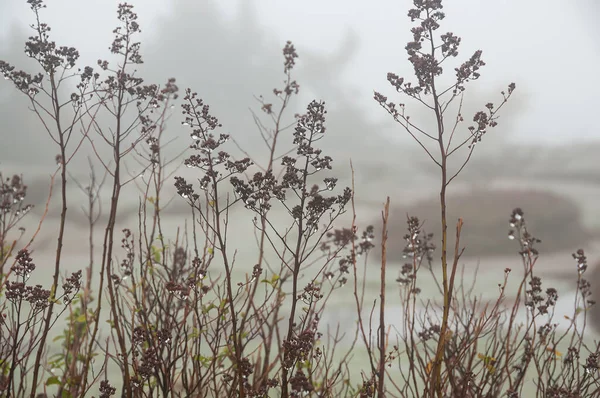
[376,188,593,260]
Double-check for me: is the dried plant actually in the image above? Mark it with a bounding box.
[0,0,597,397]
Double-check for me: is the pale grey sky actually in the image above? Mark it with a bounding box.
[1,0,599,146]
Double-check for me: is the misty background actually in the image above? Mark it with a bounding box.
[1,0,600,350]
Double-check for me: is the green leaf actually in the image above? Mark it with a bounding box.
[270,274,280,287]
[194,354,213,368]
[151,246,161,263]
[46,376,61,386]
[0,359,9,375]
[219,299,228,310]
[202,303,216,314]
[261,273,280,288]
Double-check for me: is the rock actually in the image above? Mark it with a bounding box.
[371,188,594,261]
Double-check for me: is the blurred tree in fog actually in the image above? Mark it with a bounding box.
[140,0,402,183]
[0,0,403,220]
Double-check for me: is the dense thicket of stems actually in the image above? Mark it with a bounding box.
[0,1,597,397]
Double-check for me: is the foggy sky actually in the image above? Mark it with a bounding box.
[0,0,599,246]
[1,0,599,149]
